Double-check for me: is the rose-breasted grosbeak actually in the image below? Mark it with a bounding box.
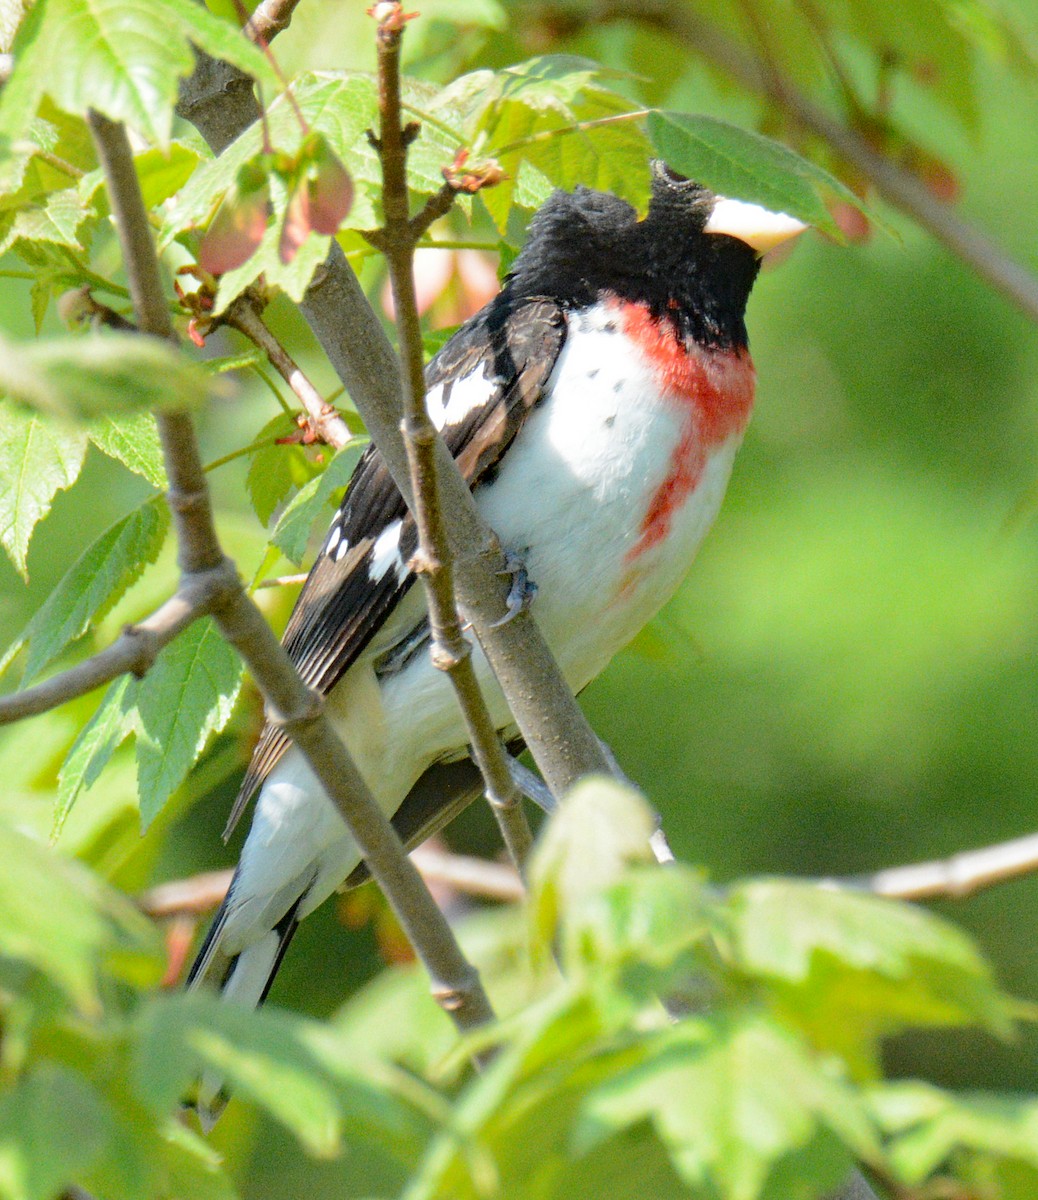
[187,162,804,1123]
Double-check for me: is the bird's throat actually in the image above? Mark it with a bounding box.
[615,299,756,561]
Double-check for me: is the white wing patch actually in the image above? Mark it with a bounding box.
[369,518,408,584]
[426,368,495,431]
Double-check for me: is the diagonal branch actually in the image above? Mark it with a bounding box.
[87,108,495,1039]
[369,3,533,871]
[176,49,615,808]
[223,292,355,448]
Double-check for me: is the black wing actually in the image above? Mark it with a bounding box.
[226,296,567,836]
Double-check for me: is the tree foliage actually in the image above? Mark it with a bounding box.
[1,0,1037,1198]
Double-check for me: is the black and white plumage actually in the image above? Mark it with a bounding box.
[187,163,805,1126]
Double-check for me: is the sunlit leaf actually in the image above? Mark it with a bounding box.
[0,0,276,149]
[0,399,87,579]
[135,617,243,828]
[647,111,865,238]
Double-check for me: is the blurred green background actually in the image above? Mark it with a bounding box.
[3,1,1038,1191]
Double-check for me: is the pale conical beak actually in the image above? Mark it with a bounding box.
[703,196,808,254]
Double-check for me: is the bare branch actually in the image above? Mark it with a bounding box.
[87,109,496,1039]
[827,830,1038,901]
[223,292,355,449]
[369,2,534,872]
[243,0,304,46]
[139,868,235,918]
[139,848,522,920]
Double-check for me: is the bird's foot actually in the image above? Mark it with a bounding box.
[491,548,537,627]
[506,755,557,814]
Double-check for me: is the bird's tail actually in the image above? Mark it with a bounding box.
[185,879,303,1131]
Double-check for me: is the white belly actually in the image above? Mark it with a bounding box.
[379,305,745,770]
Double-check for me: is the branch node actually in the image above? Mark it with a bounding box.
[269,687,325,735]
[430,639,470,673]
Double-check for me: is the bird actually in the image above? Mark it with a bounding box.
[186,161,805,1125]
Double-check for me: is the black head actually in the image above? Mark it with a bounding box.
[503,161,804,351]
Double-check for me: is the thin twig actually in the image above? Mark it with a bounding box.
[370,3,534,872]
[243,0,304,45]
[223,293,354,449]
[827,830,1038,901]
[87,109,496,1040]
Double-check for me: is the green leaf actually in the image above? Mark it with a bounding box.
[570,866,711,999]
[0,399,87,579]
[134,141,202,208]
[527,777,656,966]
[647,111,866,239]
[20,498,168,683]
[156,1122,239,1200]
[430,57,651,233]
[53,675,140,840]
[0,1064,112,1200]
[578,1012,878,1200]
[870,1082,1038,1188]
[135,994,434,1161]
[135,617,242,828]
[0,0,276,149]
[0,818,160,1012]
[245,413,322,526]
[0,332,216,420]
[88,411,167,488]
[0,184,93,255]
[270,439,366,564]
[723,880,1014,1067]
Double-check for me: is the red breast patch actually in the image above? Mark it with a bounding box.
[616,300,756,560]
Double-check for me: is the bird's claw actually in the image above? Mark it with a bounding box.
[491,548,537,627]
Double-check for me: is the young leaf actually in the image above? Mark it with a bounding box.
[647,111,866,239]
[870,1081,1038,1188]
[135,617,243,829]
[0,399,87,579]
[53,675,139,839]
[0,332,215,420]
[0,0,275,150]
[723,880,1014,1064]
[527,777,656,964]
[270,440,366,565]
[578,1012,878,1200]
[20,498,168,684]
[88,412,167,488]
